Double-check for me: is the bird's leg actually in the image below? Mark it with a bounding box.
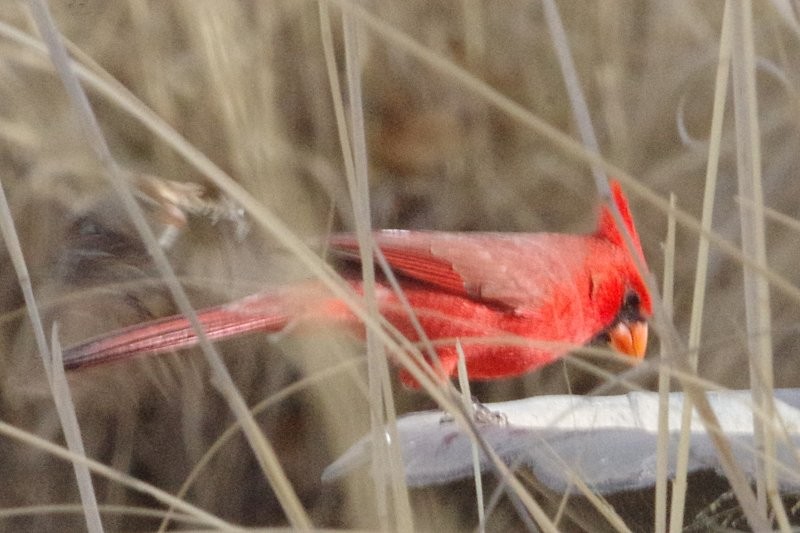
[470,395,508,425]
[439,395,507,426]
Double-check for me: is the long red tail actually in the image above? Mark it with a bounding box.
[62,296,291,370]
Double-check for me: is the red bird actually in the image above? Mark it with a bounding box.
[63,181,652,387]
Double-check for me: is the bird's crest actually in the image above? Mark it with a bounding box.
[596,180,652,315]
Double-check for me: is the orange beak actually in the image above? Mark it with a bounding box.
[608,320,648,359]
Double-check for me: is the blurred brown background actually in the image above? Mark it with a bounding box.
[0,1,799,530]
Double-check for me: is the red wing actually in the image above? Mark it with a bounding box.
[329,230,590,309]
[329,231,466,294]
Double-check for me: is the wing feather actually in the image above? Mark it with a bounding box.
[329,231,463,290]
[329,230,591,310]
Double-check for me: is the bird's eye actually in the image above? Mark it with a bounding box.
[623,292,640,310]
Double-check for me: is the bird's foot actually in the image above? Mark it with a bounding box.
[471,397,508,425]
[439,396,507,426]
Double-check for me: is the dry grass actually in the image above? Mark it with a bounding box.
[0,0,799,531]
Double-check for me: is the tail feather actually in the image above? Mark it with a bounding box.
[63,302,290,370]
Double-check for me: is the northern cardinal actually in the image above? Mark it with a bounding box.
[63,181,651,387]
